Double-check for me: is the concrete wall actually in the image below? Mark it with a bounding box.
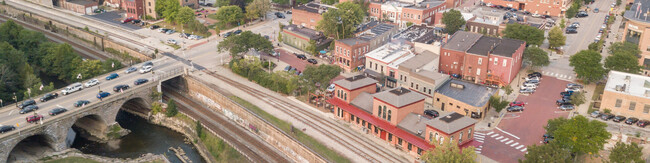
[174,76,328,163]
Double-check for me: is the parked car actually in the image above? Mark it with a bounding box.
[510,101,526,107]
[296,54,307,60]
[567,83,584,89]
[519,88,535,94]
[121,17,135,23]
[520,84,537,90]
[113,85,130,92]
[167,39,178,45]
[189,35,202,40]
[62,83,83,95]
[275,12,285,18]
[626,117,639,125]
[140,65,153,74]
[40,93,59,102]
[524,80,540,85]
[0,125,16,133]
[106,73,119,80]
[556,98,571,106]
[233,30,242,34]
[525,76,540,81]
[565,27,578,34]
[18,99,36,109]
[49,108,67,116]
[223,32,233,38]
[125,67,137,73]
[528,72,542,78]
[26,114,44,123]
[601,113,615,121]
[424,110,439,118]
[565,87,581,92]
[571,22,580,28]
[532,13,541,17]
[559,104,575,111]
[594,8,599,13]
[84,79,99,88]
[543,137,554,144]
[307,58,318,64]
[590,110,601,118]
[134,78,149,85]
[158,28,169,33]
[560,91,573,97]
[180,33,191,39]
[284,65,292,71]
[166,29,176,34]
[74,100,90,107]
[576,11,588,17]
[19,105,39,114]
[149,25,160,30]
[97,91,111,99]
[142,61,154,68]
[507,105,524,112]
[613,115,627,122]
[637,120,649,128]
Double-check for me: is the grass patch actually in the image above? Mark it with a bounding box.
[592,83,605,101]
[167,43,181,50]
[44,157,100,163]
[174,112,195,125]
[228,96,350,163]
[207,13,219,20]
[198,125,247,162]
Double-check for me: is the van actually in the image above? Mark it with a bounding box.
[61,83,83,95]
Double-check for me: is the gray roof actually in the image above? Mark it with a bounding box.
[283,24,324,40]
[624,0,650,23]
[426,112,477,134]
[466,36,524,57]
[399,50,438,71]
[334,75,377,90]
[397,113,431,138]
[436,79,496,107]
[467,37,501,56]
[294,2,331,14]
[373,87,426,107]
[350,92,374,113]
[355,21,380,33]
[442,31,482,52]
[338,37,369,46]
[492,38,524,57]
[393,25,441,43]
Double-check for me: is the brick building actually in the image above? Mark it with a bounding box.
[123,0,144,19]
[60,0,98,14]
[282,24,333,52]
[623,1,650,75]
[465,10,506,36]
[365,41,416,88]
[334,22,399,72]
[433,79,497,118]
[291,2,333,30]
[368,0,449,28]
[481,0,572,17]
[327,75,479,158]
[396,50,449,109]
[144,0,157,19]
[439,31,525,86]
[601,71,650,120]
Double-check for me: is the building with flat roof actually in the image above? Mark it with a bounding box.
[623,0,650,75]
[465,10,506,36]
[334,22,399,72]
[123,0,144,19]
[60,0,98,14]
[601,71,650,120]
[481,0,572,17]
[282,24,333,53]
[396,50,449,109]
[328,75,479,158]
[434,79,497,118]
[368,0,450,28]
[291,2,334,30]
[365,41,416,88]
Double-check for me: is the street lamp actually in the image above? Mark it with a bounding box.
[13,92,17,106]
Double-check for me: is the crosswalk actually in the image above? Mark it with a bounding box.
[542,71,574,81]
[474,131,528,153]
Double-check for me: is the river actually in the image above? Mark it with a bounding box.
[70,110,205,163]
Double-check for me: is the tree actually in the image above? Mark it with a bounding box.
[441,9,466,34]
[588,42,603,52]
[520,143,572,163]
[215,5,244,27]
[503,85,513,95]
[322,0,338,5]
[166,99,178,117]
[609,42,641,58]
[609,142,644,163]
[503,23,545,46]
[548,27,566,49]
[157,0,180,23]
[214,25,221,35]
[271,0,288,5]
[570,92,586,107]
[523,47,550,68]
[305,40,317,55]
[553,115,611,157]
[316,2,365,39]
[605,53,642,73]
[570,50,606,83]
[489,96,509,112]
[421,139,477,163]
[544,117,569,135]
[0,20,24,46]
[245,0,271,21]
[559,18,566,29]
[176,7,195,26]
[216,0,230,7]
[217,31,273,57]
[196,120,204,137]
[301,64,341,90]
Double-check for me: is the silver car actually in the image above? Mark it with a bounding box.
[125,67,137,73]
[519,88,535,94]
[84,79,99,88]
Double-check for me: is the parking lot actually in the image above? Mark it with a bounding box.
[479,76,571,162]
[84,11,142,30]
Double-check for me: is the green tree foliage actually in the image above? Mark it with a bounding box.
[271,0,289,5]
[570,50,606,83]
[441,9,465,34]
[156,0,181,23]
[186,19,210,36]
[0,20,24,46]
[609,42,641,57]
[566,2,581,18]
[216,0,231,6]
[570,92,586,107]
[217,31,273,57]
[523,47,550,68]
[588,42,603,52]
[421,139,477,163]
[151,102,163,114]
[520,143,572,163]
[229,58,301,95]
[245,0,271,21]
[553,115,611,157]
[166,99,178,117]
[609,142,644,163]
[548,27,566,49]
[489,96,510,112]
[215,5,244,27]
[316,2,365,39]
[322,0,338,5]
[605,42,642,73]
[301,64,341,91]
[503,23,545,46]
[545,117,569,135]
[196,120,204,137]
[176,7,195,25]
[503,85,513,95]
[305,40,317,55]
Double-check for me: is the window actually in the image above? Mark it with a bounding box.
[494,58,498,65]
[148,2,151,6]
[423,87,426,92]
[429,132,433,142]
[374,126,378,134]
[437,98,440,102]
[408,143,413,150]
[428,89,431,94]
[630,101,637,110]
[381,66,383,72]
[450,136,454,144]
[378,106,382,117]
[439,137,444,144]
[398,138,403,145]
[389,133,393,141]
[344,93,347,100]
[450,103,453,106]
[351,115,355,122]
[435,133,439,141]
[417,148,422,155]
[468,128,472,139]
[478,58,483,65]
[459,132,463,143]
[645,104,650,114]
[416,84,419,89]
[647,46,650,52]
[387,110,392,122]
[615,99,622,107]
[362,120,366,126]
[411,82,414,88]
[405,76,407,81]
[503,60,507,67]
[382,106,387,119]
[356,117,360,124]
[477,68,481,75]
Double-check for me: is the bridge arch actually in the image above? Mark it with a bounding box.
[120,97,152,115]
[7,133,58,162]
[71,114,110,140]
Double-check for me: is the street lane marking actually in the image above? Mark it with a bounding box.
[8,110,13,116]
[495,136,503,140]
[475,135,485,138]
[486,131,494,135]
[516,145,524,149]
[501,138,509,142]
[491,134,499,138]
[521,148,527,152]
[511,142,519,147]
[496,127,521,139]
[475,132,485,136]
[505,140,513,144]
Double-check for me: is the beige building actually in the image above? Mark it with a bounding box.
[601,71,650,120]
[433,79,497,119]
[396,50,449,109]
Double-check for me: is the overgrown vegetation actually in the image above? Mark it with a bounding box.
[105,48,141,63]
[44,157,100,163]
[166,99,178,117]
[196,121,247,162]
[229,58,300,95]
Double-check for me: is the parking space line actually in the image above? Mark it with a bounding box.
[500,138,509,142]
[511,142,519,147]
[505,140,513,144]
[495,136,504,140]
[496,127,521,139]
[521,148,527,152]
[475,135,485,138]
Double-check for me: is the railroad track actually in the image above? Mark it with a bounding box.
[162,84,290,163]
[200,70,409,163]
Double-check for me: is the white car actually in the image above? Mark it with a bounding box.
[565,87,581,92]
[140,66,153,74]
[525,76,540,81]
[532,13,541,18]
[84,79,99,88]
[167,39,177,45]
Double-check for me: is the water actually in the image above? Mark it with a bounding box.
[71,110,205,163]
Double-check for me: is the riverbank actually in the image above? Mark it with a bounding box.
[39,149,168,163]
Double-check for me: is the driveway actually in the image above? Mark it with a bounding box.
[84,11,142,30]
[480,76,571,162]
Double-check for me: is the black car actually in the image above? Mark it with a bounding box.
[18,99,36,109]
[234,30,243,34]
[19,105,39,114]
[223,32,233,38]
[543,134,554,139]
[510,8,518,12]
[543,15,552,19]
[296,54,307,60]
[49,107,68,116]
[576,12,588,17]
[556,98,571,106]
[601,113,615,121]
[424,110,439,118]
[565,27,578,34]
[149,25,160,30]
[528,72,542,78]
[637,120,649,128]
[134,78,149,85]
[307,58,318,64]
[73,100,90,107]
[275,12,285,18]
[560,91,573,97]
[613,115,627,122]
[40,93,59,102]
[506,105,524,112]
[523,11,531,15]
[625,117,639,125]
[0,125,16,133]
[113,85,130,92]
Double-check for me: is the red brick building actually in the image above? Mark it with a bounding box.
[334,22,399,72]
[291,2,333,30]
[327,75,479,158]
[60,0,98,15]
[482,0,572,17]
[439,31,525,86]
[122,0,144,19]
[368,0,450,28]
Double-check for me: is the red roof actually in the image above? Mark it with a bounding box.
[327,98,434,150]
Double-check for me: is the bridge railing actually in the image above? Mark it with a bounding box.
[154,66,184,82]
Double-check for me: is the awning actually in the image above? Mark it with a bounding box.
[364,69,382,78]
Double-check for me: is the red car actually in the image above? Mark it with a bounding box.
[122,17,135,23]
[509,101,525,107]
[26,114,44,123]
